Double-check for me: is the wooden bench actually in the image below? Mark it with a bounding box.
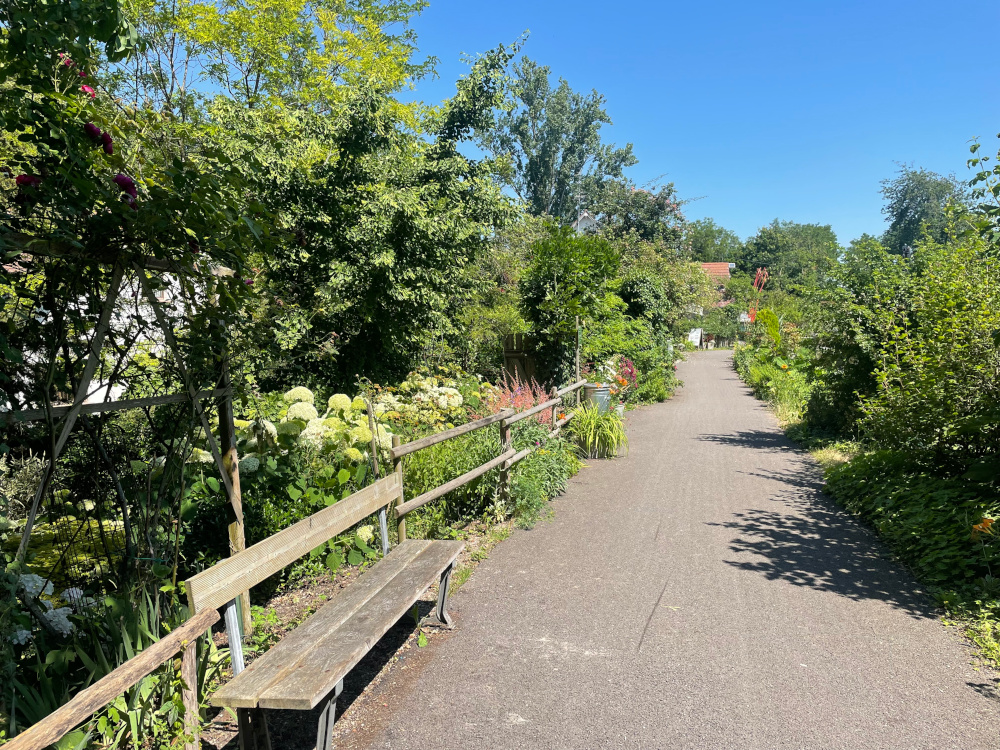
[185,472,463,750]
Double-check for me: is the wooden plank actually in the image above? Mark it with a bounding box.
[186,473,402,614]
[555,414,573,429]
[0,389,226,425]
[396,448,516,518]
[557,379,586,396]
[181,639,199,750]
[211,540,433,709]
[255,541,464,710]
[390,409,513,460]
[503,396,562,426]
[5,608,218,750]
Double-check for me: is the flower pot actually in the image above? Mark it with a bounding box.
[615,403,625,417]
[582,384,611,414]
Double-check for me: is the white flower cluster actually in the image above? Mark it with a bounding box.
[283,387,315,404]
[356,525,374,544]
[20,573,53,598]
[11,629,32,645]
[287,401,319,422]
[43,606,75,636]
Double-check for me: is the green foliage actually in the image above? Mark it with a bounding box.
[858,239,1000,469]
[478,56,636,222]
[736,220,840,288]
[880,165,969,255]
[686,218,742,262]
[521,225,620,383]
[567,403,628,459]
[825,451,1000,595]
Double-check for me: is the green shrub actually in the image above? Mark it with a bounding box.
[825,451,1000,595]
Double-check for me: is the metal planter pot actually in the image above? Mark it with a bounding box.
[582,384,612,414]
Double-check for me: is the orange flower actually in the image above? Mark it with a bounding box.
[972,517,996,538]
[558,412,566,420]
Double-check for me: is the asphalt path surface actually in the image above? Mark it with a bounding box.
[343,350,999,749]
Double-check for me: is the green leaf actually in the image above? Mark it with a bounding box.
[337,468,351,485]
[205,477,220,493]
[325,550,343,572]
[417,631,428,647]
[347,549,363,566]
[287,485,303,501]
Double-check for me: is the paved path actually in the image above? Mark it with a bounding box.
[342,351,998,749]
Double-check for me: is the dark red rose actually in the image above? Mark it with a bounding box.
[113,173,137,198]
[84,123,101,142]
[15,174,42,188]
[101,131,113,155]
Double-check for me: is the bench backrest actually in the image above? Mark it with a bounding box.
[185,472,403,614]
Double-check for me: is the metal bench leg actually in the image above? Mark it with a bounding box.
[436,562,455,629]
[316,678,344,750]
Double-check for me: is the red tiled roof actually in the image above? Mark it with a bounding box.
[701,262,731,280]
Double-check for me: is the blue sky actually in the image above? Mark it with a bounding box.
[406,0,1000,245]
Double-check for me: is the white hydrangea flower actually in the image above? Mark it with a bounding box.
[299,419,327,448]
[187,448,214,464]
[323,417,345,430]
[10,629,32,645]
[239,455,261,474]
[436,395,449,410]
[356,525,374,544]
[20,574,53,598]
[43,607,75,637]
[287,402,319,421]
[262,420,278,440]
[283,386,315,405]
[344,447,364,462]
[327,393,351,413]
[233,419,251,429]
[375,426,393,451]
[349,425,373,445]
[350,396,366,412]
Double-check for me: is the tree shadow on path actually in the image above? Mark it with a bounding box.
[700,431,936,620]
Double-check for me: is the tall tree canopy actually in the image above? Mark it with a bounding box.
[880,165,969,255]
[686,218,742,262]
[478,56,636,222]
[737,220,840,287]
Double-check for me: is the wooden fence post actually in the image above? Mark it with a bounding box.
[498,417,511,508]
[575,316,581,406]
[549,387,559,432]
[393,435,406,543]
[180,638,199,750]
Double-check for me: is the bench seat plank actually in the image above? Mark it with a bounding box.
[211,540,432,709]
[257,540,463,710]
[212,540,464,711]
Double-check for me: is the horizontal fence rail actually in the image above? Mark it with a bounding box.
[389,409,514,461]
[5,607,220,750]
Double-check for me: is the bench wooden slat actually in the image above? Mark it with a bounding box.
[255,540,463,710]
[187,473,402,614]
[211,539,433,709]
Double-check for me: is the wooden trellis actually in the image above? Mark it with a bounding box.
[4,249,252,631]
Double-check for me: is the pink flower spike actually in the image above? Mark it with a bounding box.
[80,85,96,99]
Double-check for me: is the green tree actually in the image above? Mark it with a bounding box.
[521,225,620,383]
[590,180,686,249]
[479,56,636,222]
[687,218,742,262]
[880,165,968,255]
[737,220,839,287]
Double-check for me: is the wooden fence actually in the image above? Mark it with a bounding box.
[6,379,587,750]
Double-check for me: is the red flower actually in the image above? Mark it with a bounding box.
[101,131,113,155]
[15,174,41,188]
[78,71,87,78]
[80,85,96,99]
[84,123,101,142]
[113,173,137,198]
